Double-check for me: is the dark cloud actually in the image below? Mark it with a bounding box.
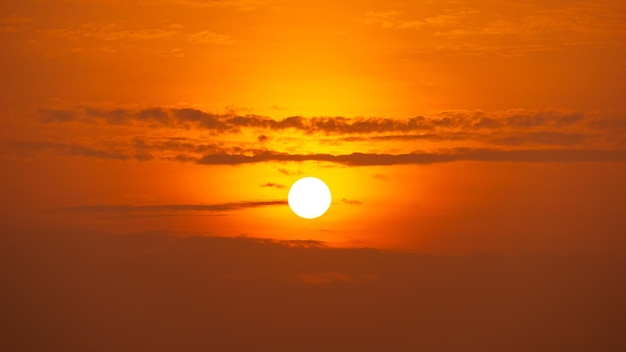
[276,167,302,176]
[7,139,626,166]
[6,141,151,161]
[473,117,503,129]
[171,108,227,130]
[261,182,286,189]
[587,116,626,131]
[137,107,170,126]
[506,112,583,128]
[492,132,589,146]
[340,132,471,142]
[131,137,222,154]
[340,198,362,205]
[195,149,626,166]
[37,106,599,135]
[39,109,76,122]
[62,200,287,214]
[84,107,132,125]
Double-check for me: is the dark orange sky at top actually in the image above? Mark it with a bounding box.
[1,0,626,350]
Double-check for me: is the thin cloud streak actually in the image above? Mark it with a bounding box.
[62,200,287,214]
[6,141,154,161]
[261,182,286,189]
[340,198,363,205]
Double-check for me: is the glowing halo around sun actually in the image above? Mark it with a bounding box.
[288,177,332,219]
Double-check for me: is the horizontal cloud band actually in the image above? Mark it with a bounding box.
[62,200,287,213]
[40,107,596,135]
[196,149,626,166]
[7,140,626,165]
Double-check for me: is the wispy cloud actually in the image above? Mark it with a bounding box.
[0,14,32,32]
[490,132,589,146]
[363,9,476,30]
[62,200,287,214]
[188,30,234,45]
[0,14,32,25]
[340,198,362,205]
[261,182,286,189]
[43,24,179,41]
[363,3,626,56]
[39,22,234,56]
[6,141,154,161]
[157,0,268,11]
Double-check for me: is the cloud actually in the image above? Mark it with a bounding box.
[40,109,76,123]
[276,167,302,176]
[6,141,153,161]
[363,11,402,28]
[339,132,471,142]
[261,183,286,189]
[363,4,626,56]
[161,47,185,58]
[0,14,32,25]
[188,30,234,45]
[62,200,287,214]
[506,112,583,128]
[363,9,477,30]
[38,107,591,135]
[44,24,179,41]
[340,199,362,205]
[491,132,588,146]
[195,149,626,166]
[16,106,626,166]
[588,116,626,131]
[7,136,626,166]
[436,5,626,41]
[0,14,32,32]
[159,0,268,11]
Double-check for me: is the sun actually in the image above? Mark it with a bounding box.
[288,177,332,219]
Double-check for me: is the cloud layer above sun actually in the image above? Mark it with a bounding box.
[3,106,624,166]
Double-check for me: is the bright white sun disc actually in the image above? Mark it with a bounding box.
[288,177,332,219]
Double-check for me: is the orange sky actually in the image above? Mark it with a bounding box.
[2,0,626,254]
[3,2,626,351]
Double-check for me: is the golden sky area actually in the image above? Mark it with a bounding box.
[2,1,626,350]
[2,0,626,253]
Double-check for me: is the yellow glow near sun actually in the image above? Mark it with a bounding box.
[288,177,332,219]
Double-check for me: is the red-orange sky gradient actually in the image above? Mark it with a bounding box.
[1,0,626,350]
